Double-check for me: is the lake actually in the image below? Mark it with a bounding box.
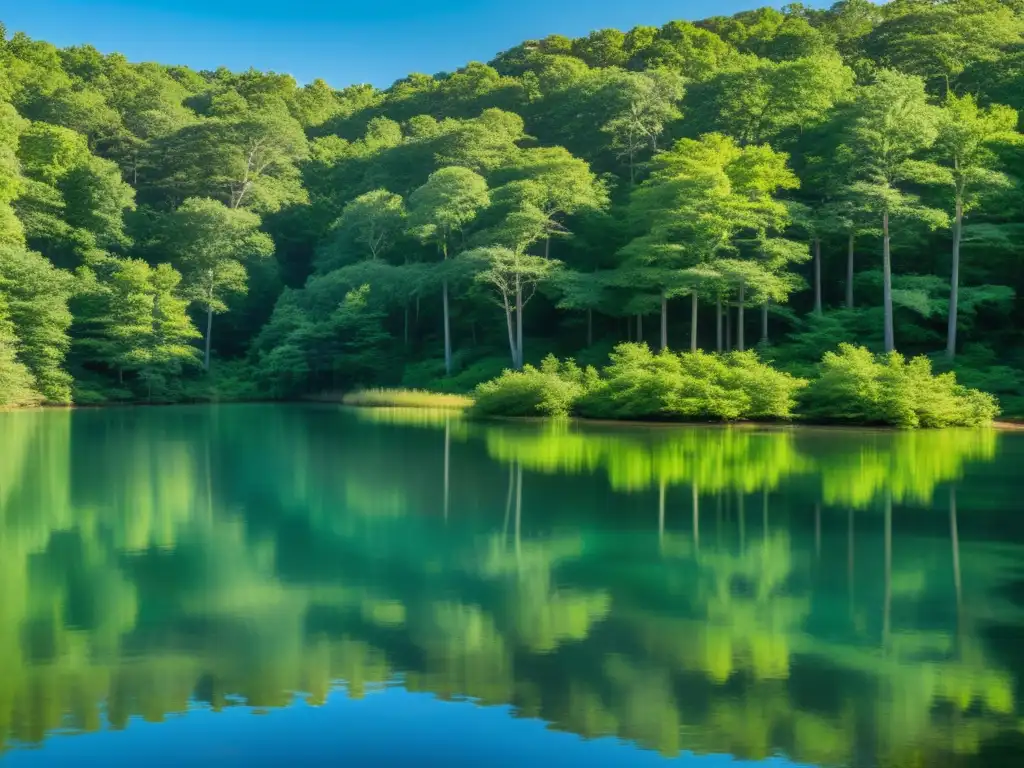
[1,404,1023,767]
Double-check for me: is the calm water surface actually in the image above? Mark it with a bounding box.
[1,404,1023,766]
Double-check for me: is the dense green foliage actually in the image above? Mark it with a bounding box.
[799,342,1000,426]
[1,2,1023,413]
[472,356,595,417]
[469,341,995,426]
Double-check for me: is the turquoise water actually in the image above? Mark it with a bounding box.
[1,404,1023,766]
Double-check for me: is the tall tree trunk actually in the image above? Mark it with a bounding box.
[636,314,642,343]
[204,302,213,372]
[882,210,895,353]
[813,236,823,316]
[404,304,410,346]
[587,308,593,347]
[690,291,698,352]
[947,194,963,359]
[442,278,453,375]
[660,292,668,351]
[716,296,723,353]
[515,282,524,370]
[737,280,746,352]
[846,232,855,309]
[544,236,551,260]
[761,302,769,345]
[726,303,732,352]
[504,299,517,368]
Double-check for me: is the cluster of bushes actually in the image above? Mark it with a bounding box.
[473,357,598,417]
[469,343,1000,428]
[799,344,1000,428]
[472,344,806,421]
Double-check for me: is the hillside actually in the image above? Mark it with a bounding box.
[1,1,1023,412]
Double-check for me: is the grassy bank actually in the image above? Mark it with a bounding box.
[334,388,473,410]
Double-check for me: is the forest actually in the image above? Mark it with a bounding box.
[1,0,1023,415]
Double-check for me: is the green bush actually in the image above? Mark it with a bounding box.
[799,344,1000,428]
[471,355,595,417]
[577,344,805,421]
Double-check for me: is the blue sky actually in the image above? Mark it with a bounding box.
[2,0,799,89]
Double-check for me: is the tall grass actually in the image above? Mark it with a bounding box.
[341,388,473,410]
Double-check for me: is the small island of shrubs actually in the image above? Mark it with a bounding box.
[470,343,999,429]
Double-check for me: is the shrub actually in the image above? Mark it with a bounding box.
[577,344,805,421]
[471,355,594,417]
[799,344,1000,428]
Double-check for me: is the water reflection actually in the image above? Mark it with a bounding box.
[1,405,1023,766]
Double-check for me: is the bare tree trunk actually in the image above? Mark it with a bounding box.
[813,236,823,316]
[515,283,524,370]
[726,303,732,352]
[636,314,643,343]
[737,280,746,352]
[504,299,517,368]
[846,232,855,309]
[544,236,551,260]
[882,210,895,353]
[660,293,668,351]
[716,296,723,353]
[404,305,410,346]
[204,302,213,372]
[690,291,698,352]
[761,302,769,345]
[442,278,452,375]
[947,195,963,359]
[587,308,593,347]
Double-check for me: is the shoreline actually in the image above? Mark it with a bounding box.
[5,399,1024,431]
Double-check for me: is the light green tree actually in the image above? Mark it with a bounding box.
[847,70,948,353]
[407,167,490,376]
[931,94,1019,358]
[157,197,274,370]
